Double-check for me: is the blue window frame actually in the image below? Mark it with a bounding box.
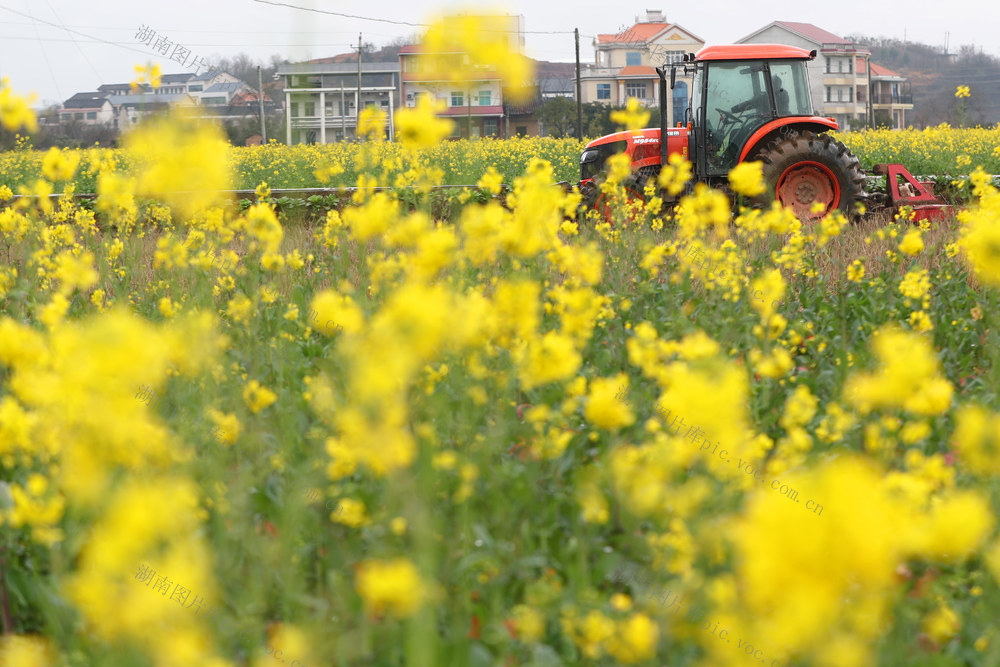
[597,83,611,100]
[626,51,641,67]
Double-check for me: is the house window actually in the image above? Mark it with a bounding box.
[478,90,491,106]
[515,125,527,135]
[291,102,299,117]
[597,83,611,100]
[189,84,202,92]
[662,50,685,65]
[75,112,83,120]
[825,57,831,73]
[86,112,96,120]
[625,81,646,99]
[837,88,843,102]
[849,87,854,103]
[203,96,227,105]
[825,86,831,102]
[305,102,315,116]
[626,51,641,66]
[451,91,464,106]
[484,118,498,136]
[848,59,853,74]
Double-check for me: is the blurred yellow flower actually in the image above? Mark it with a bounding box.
[898,229,924,256]
[584,375,635,429]
[728,160,767,197]
[847,259,865,282]
[355,558,427,618]
[955,85,971,98]
[357,105,388,142]
[243,379,277,414]
[610,97,650,132]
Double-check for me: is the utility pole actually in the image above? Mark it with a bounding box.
[340,81,346,140]
[575,28,583,140]
[257,65,267,143]
[356,33,362,141]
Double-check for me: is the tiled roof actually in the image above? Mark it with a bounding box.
[774,21,850,45]
[617,65,657,77]
[108,93,194,107]
[204,82,245,93]
[161,73,194,83]
[596,23,669,45]
[62,92,109,109]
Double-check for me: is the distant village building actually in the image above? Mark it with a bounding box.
[581,10,705,126]
[278,59,399,144]
[738,21,914,130]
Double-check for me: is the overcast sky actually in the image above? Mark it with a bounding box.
[1,0,996,107]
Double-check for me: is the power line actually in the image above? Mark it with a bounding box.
[24,1,60,98]
[0,19,375,34]
[250,0,585,35]
[0,34,357,47]
[44,0,103,83]
[0,4,152,57]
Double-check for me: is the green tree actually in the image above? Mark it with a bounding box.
[536,97,576,138]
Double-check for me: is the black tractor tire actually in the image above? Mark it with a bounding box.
[750,130,865,222]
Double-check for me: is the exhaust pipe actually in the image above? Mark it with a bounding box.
[656,67,668,168]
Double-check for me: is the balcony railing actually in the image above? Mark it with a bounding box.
[871,93,913,105]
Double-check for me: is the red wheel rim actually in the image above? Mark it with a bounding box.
[776,161,840,221]
[594,188,644,227]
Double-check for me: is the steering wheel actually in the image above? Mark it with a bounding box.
[716,107,740,124]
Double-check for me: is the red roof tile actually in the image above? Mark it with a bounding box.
[775,21,850,45]
[617,65,658,77]
[854,58,903,78]
[597,23,670,45]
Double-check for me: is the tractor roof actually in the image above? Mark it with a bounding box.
[695,44,814,61]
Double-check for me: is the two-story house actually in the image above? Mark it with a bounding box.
[737,22,872,130]
[864,60,913,129]
[398,45,505,139]
[278,59,399,144]
[58,92,115,125]
[581,10,704,126]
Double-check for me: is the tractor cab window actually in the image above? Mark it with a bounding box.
[768,62,813,117]
[704,61,770,175]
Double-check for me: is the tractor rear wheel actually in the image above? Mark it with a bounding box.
[751,130,864,222]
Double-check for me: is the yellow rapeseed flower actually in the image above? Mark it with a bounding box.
[355,558,427,618]
[728,161,767,197]
[123,110,232,221]
[955,85,971,98]
[847,259,865,282]
[0,77,38,132]
[243,379,277,414]
[610,97,650,132]
[898,229,924,256]
[394,96,454,148]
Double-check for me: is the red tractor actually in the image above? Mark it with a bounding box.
[578,44,948,222]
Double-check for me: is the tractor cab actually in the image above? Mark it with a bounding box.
[678,45,822,179]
